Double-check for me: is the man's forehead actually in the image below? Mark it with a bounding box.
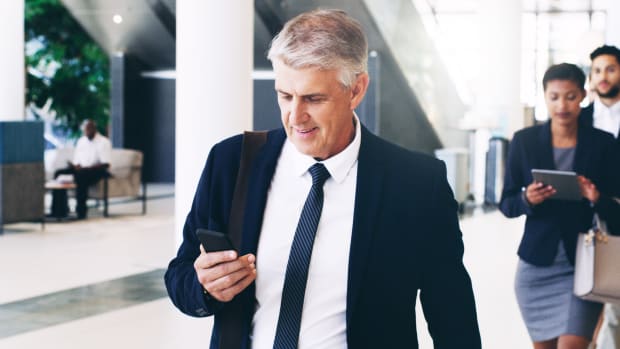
[273,62,327,75]
[593,54,620,66]
[274,66,340,90]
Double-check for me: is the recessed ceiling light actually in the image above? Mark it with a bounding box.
[113,14,123,24]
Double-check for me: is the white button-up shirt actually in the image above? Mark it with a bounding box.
[593,98,620,138]
[73,133,112,167]
[251,116,361,349]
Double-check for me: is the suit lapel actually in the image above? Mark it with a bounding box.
[538,121,556,170]
[539,120,591,174]
[237,126,385,329]
[580,103,620,144]
[579,103,594,127]
[573,126,591,175]
[346,127,385,325]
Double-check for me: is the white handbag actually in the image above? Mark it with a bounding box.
[574,214,620,304]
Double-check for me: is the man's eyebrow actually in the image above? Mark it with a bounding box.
[274,90,327,98]
[303,93,328,98]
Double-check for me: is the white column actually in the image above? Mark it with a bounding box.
[606,0,620,46]
[475,0,522,137]
[469,0,522,204]
[476,0,523,137]
[0,1,25,121]
[175,1,254,245]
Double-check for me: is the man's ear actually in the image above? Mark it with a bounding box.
[350,73,369,110]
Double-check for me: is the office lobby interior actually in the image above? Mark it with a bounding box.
[1,1,619,348]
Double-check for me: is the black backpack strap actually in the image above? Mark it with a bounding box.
[227,131,268,250]
[219,130,267,349]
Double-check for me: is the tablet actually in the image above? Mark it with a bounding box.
[531,169,582,201]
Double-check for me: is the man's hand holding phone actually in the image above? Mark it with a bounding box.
[193,229,256,302]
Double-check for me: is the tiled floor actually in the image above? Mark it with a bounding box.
[0,269,167,338]
[0,186,531,348]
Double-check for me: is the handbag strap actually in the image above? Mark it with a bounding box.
[592,213,610,243]
[592,197,620,234]
[219,130,267,349]
[227,131,268,250]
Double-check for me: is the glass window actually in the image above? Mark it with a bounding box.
[414,0,607,121]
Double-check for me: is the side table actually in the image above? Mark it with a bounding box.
[45,181,76,219]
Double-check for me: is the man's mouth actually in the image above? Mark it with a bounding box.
[297,127,317,134]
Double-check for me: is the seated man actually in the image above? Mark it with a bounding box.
[51,119,111,219]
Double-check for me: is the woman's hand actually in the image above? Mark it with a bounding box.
[577,175,600,204]
[524,181,556,206]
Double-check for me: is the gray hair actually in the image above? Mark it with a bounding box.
[267,9,368,88]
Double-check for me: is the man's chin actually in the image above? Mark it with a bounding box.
[291,140,319,158]
[596,86,620,99]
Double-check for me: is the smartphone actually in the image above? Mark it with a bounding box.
[196,228,237,253]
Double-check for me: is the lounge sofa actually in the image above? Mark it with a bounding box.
[44,147,146,216]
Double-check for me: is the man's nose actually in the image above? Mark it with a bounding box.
[289,99,306,123]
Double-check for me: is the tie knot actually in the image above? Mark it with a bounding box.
[308,163,330,188]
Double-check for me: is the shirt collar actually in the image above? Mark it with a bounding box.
[82,133,101,143]
[286,113,361,184]
[594,98,620,115]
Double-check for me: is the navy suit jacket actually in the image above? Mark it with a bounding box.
[580,102,620,145]
[580,103,595,126]
[165,126,481,348]
[499,121,620,266]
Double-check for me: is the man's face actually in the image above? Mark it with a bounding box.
[544,79,585,128]
[273,60,368,160]
[84,122,96,140]
[591,54,620,99]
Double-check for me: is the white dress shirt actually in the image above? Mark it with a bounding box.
[73,133,112,167]
[251,117,361,349]
[593,98,620,138]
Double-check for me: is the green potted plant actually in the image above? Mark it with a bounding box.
[25,0,110,140]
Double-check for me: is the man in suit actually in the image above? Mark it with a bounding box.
[165,9,480,349]
[581,45,620,141]
[583,44,620,349]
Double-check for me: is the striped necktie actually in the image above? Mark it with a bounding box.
[273,163,330,349]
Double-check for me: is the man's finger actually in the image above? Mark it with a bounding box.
[212,271,257,302]
[205,266,256,293]
[195,250,238,269]
[203,254,253,280]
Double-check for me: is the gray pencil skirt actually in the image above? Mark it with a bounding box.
[514,243,603,342]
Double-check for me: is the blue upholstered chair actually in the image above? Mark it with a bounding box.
[0,121,45,233]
